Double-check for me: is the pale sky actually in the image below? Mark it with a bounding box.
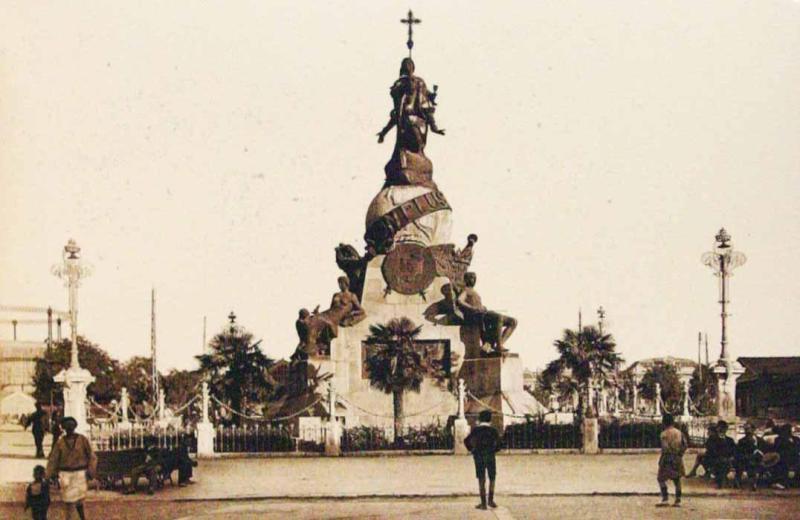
[1,1,798,374]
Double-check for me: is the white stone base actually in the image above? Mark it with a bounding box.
[54,366,95,436]
[453,418,470,455]
[196,421,215,458]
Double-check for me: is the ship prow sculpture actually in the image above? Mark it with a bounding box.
[279,11,544,429]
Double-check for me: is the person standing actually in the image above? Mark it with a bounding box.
[656,413,687,508]
[25,403,47,459]
[464,410,502,510]
[46,417,97,520]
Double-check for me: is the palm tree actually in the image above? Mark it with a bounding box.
[364,317,427,444]
[196,321,275,425]
[542,325,623,418]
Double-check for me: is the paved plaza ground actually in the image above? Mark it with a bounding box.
[3,429,799,519]
[2,496,800,520]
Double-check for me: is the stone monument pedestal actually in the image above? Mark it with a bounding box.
[459,355,546,430]
[322,257,463,428]
[54,366,95,436]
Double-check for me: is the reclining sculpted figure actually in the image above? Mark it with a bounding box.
[292,275,366,360]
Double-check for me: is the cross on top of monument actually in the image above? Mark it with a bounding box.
[228,311,237,325]
[401,10,421,57]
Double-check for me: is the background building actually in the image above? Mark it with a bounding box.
[737,356,800,419]
[0,306,64,420]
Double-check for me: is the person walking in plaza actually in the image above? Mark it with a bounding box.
[25,402,48,459]
[656,413,687,508]
[24,464,50,520]
[464,409,502,510]
[46,417,97,520]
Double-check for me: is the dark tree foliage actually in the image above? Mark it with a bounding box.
[196,324,275,426]
[32,337,119,405]
[689,364,717,415]
[116,356,159,406]
[638,362,682,413]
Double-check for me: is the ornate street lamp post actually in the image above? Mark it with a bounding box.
[51,239,95,434]
[702,228,747,419]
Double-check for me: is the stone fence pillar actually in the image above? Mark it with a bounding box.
[324,381,341,456]
[582,417,599,454]
[453,378,470,455]
[196,382,215,458]
[119,387,131,430]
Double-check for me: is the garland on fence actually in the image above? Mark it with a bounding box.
[335,395,453,420]
[170,393,201,415]
[465,391,534,419]
[688,395,713,417]
[128,404,157,422]
[211,394,324,422]
[88,397,121,418]
[657,394,682,416]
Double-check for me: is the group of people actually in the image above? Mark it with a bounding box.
[686,419,800,490]
[657,414,799,508]
[123,436,197,496]
[22,408,197,519]
[25,415,96,520]
[464,410,800,512]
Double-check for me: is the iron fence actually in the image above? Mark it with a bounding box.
[90,425,196,453]
[502,420,582,450]
[213,424,326,454]
[341,423,454,452]
[598,419,708,449]
[681,418,711,448]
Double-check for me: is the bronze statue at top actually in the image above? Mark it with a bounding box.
[376,12,445,189]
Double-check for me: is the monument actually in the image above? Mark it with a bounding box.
[284,12,543,431]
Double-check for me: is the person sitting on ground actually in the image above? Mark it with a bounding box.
[177,435,197,486]
[125,445,162,495]
[25,464,50,520]
[464,410,502,510]
[687,424,719,478]
[712,420,737,488]
[790,426,800,485]
[771,424,799,490]
[46,416,96,520]
[734,423,763,490]
[656,413,687,508]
